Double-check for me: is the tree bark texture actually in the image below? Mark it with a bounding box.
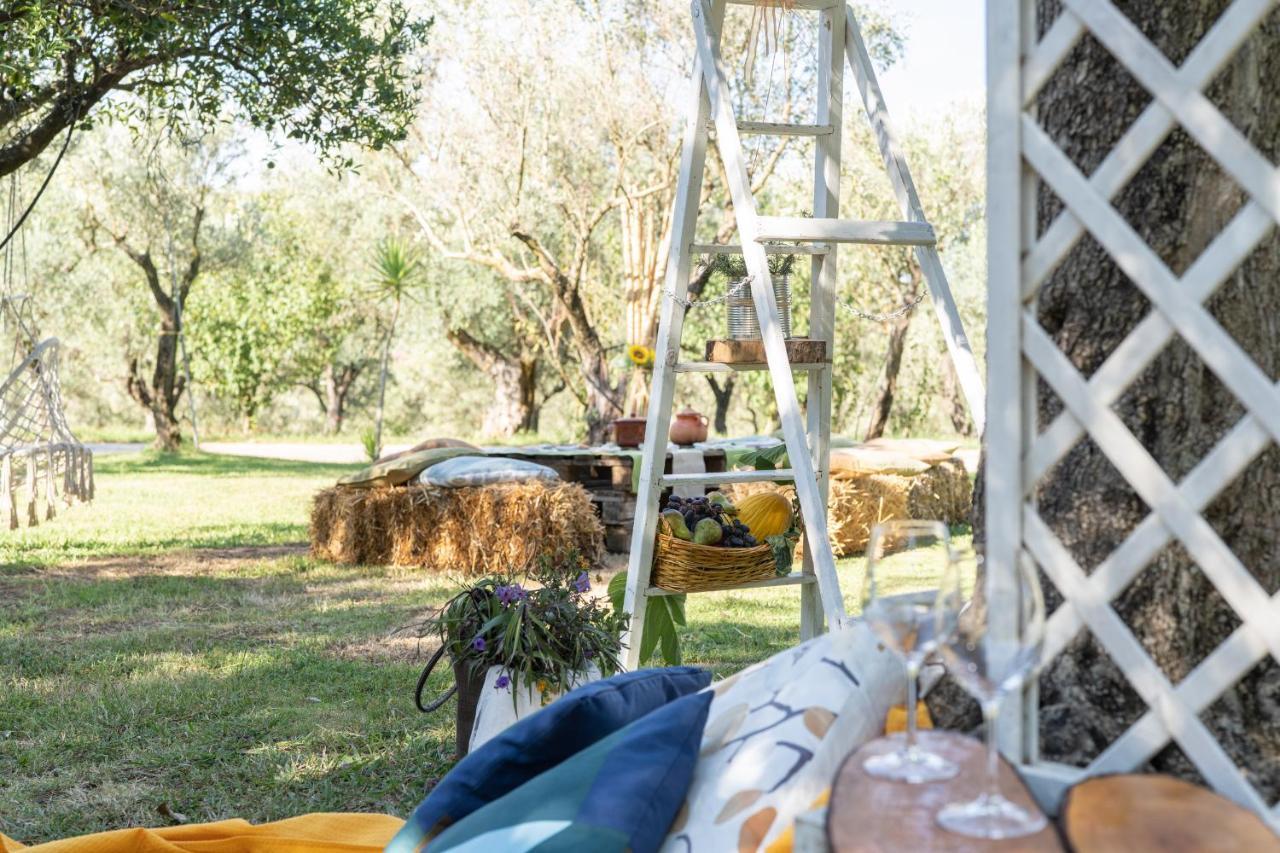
[1028,0,1280,798]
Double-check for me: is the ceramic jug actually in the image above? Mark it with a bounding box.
[669,409,709,445]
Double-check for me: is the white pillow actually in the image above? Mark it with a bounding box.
[418,455,559,487]
[662,621,903,852]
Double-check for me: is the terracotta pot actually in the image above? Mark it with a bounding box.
[669,409,709,445]
[612,417,647,447]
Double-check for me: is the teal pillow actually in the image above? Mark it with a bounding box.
[394,667,710,843]
[392,690,713,852]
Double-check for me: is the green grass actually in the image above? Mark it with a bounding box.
[0,451,360,569]
[0,450,967,842]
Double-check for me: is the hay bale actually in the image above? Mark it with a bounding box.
[729,458,972,557]
[310,481,604,573]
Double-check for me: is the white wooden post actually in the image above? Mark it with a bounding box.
[621,0,725,670]
[801,1,845,641]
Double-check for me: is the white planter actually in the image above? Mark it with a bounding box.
[469,664,603,752]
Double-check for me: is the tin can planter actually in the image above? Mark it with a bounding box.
[726,275,792,340]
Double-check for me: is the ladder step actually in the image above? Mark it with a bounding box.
[661,468,794,486]
[691,242,830,256]
[756,216,937,246]
[647,572,816,597]
[675,361,827,374]
[718,121,834,137]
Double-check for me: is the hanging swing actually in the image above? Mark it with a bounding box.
[0,173,94,528]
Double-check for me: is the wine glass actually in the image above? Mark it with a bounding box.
[934,545,1047,839]
[859,520,959,784]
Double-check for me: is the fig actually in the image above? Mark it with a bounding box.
[693,517,724,546]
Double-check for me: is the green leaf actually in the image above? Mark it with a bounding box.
[612,571,684,667]
[608,571,628,614]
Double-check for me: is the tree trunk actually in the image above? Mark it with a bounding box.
[939,356,974,437]
[518,357,539,433]
[318,363,360,435]
[121,257,190,452]
[373,299,400,459]
[863,309,914,441]
[1025,1,1280,798]
[445,328,540,438]
[706,374,736,435]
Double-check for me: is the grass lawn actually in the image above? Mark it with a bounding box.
[0,450,968,842]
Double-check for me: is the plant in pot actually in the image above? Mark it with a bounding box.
[415,551,627,757]
[712,252,798,341]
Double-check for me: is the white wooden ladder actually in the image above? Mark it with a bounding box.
[623,0,986,668]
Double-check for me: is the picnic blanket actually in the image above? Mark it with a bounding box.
[0,813,402,853]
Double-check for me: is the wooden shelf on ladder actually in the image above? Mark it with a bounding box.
[620,0,985,668]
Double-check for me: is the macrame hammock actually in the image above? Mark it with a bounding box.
[0,174,93,528]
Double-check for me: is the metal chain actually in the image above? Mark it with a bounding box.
[664,275,753,309]
[837,290,926,323]
[666,273,926,323]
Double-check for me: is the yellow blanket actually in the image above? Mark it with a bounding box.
[0,814,403,853]
[3,705,929,852]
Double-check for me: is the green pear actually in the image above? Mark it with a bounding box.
[693,517,724,546]
[662,509,693,540]
[707,491,738,515]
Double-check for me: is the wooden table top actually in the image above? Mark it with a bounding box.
[827,731,1064,853]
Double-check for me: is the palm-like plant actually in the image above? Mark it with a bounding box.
[370,237,421,460]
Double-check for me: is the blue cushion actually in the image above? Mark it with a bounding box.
[393,667,710,844]
[401,690,714,853]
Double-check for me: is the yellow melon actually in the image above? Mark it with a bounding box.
[736,490,793,539]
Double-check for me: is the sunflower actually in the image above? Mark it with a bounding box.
[627,344,656,369]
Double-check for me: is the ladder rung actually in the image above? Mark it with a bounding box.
[756,217,937,246]
[647,573,816,597]
[675,361,827,373]
[661,468,794,486]
[691,242,831,256]
[718,121,834,137]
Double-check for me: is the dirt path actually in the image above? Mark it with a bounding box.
[199,441,411,464]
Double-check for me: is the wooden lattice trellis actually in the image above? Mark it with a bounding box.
[986,0,1280,828]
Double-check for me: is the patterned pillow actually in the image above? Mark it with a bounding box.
[420,455,559,487]
[662,622,902,852]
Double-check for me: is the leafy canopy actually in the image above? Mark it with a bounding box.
[0,0,431,176]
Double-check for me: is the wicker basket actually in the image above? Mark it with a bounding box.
[651,523,777,592]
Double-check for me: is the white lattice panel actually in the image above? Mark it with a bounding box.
[986,0,1280,827]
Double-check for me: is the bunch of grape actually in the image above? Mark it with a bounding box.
[665,495,759,548]
[666,495,724,529]
[720,518,759,549]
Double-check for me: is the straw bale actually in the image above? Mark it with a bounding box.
[729,458,972,557]
[310,480,604,572]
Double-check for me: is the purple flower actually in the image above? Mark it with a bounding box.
[574,572,591,594]
[583,648,595,659]
[496,584,527,606]
[494,674,510,690]
[471,636,486,652]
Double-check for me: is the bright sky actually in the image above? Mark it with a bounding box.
[878,0,986,119]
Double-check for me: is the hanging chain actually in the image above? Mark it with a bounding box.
[664,275,753,309]
[837,290,926,323]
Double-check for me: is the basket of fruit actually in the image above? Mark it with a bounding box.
[651,490,797,592]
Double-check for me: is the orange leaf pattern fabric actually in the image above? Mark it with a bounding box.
[660,623,903,852]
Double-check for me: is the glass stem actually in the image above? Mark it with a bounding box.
[982,698,1002,800]
[904,659,920,754]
